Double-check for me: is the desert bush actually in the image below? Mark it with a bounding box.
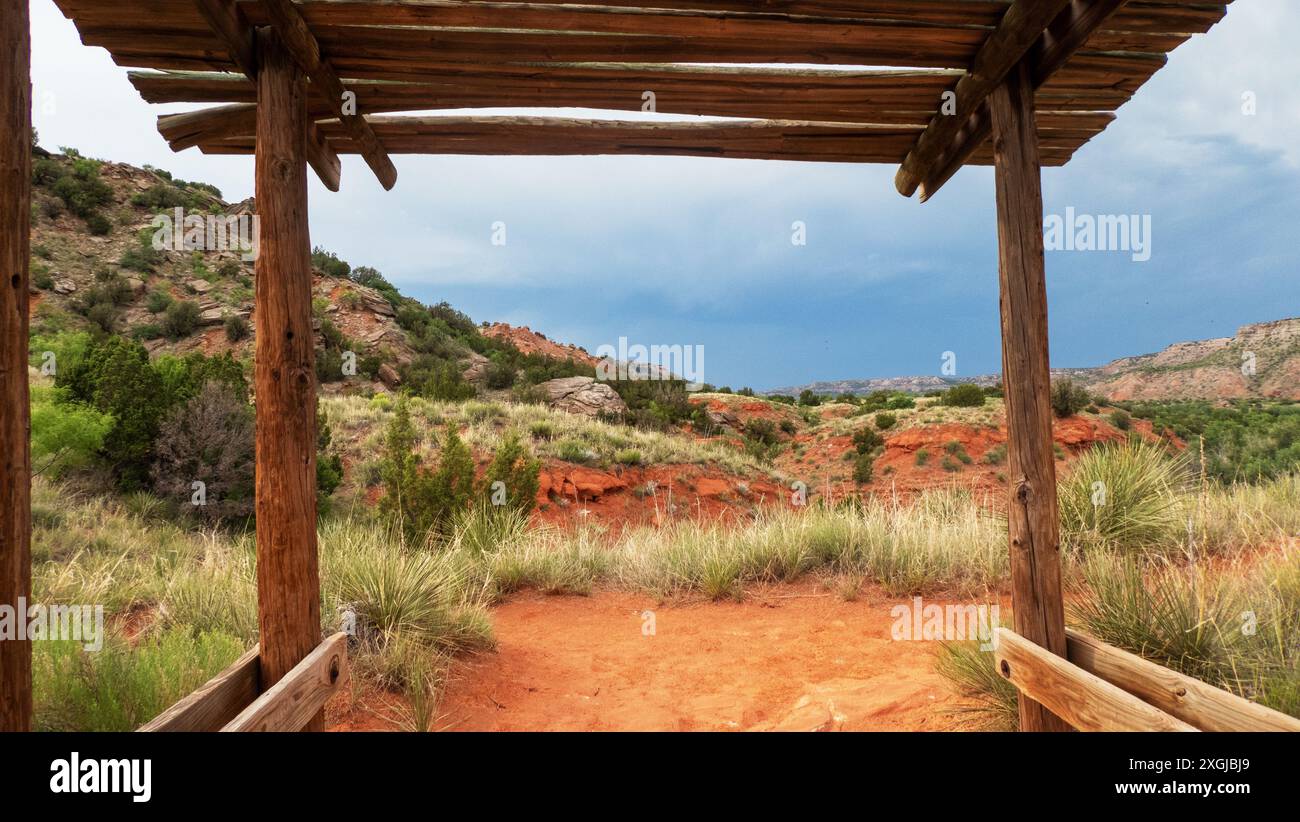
[852,426,883,454]
[224,314,249,342]
[29,386,114,478]
[851,452,875,484]
[875,412,897,430]
[58,335,166,487]
[162,299,201,339]
[1050,378,1091,418]
[482,431,542,516]
[942,384,985,408]
[151,381,255,522]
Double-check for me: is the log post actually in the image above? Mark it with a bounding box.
[253,27,322,730]
[0,0,33,733]
[989,62,1070,732]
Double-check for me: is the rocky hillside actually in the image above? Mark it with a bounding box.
[26,147,592,399]
[1069,318,1300,401]
[771,318,1300,402]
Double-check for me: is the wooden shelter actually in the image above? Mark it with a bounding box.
[2,0,1268,732]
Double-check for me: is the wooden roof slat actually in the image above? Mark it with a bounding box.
[49,0,1230,184]
[58,0,1227,71]
[189,114,1087,166]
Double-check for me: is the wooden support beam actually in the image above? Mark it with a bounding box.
[989,63,1070,733]
[253,27,324,732]
[138,645,260,731]
[259,0,397,189]
[194,0,256,78]
[0,0,33,733]
[1065,630,1300,732]
[190,2,341,190]
[995,629,1199,731]
[905,0,1135,201]
[895,0,1072,197]
[304,120,341,193]
[221,633,348,732]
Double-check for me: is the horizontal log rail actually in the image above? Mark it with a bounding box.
[995,628,1198,731]
[222,633,349,732]
[139,634,348,732]
[138,646,261,732]
[995,627,1298,732]
[1065,629,1300,732]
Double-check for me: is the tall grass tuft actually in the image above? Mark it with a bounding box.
[935,639,1018,730]
[1059,440,1190,555]
[33,627,246,731]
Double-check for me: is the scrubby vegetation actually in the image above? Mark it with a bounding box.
[1117,398,1300,483]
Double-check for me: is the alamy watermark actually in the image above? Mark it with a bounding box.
[0,597,104,651]
[150,208,259,261]
[1044,207,1152,262]
[595,336,705,391]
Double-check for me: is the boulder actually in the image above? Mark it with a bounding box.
[362,293,395,317]
[538,376,628,417]
[187,278,213,294]
[378,362,401,389]
[52,278,77,295]
[462,351,490,384]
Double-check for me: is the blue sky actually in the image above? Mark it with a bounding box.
[29,0,1300,390]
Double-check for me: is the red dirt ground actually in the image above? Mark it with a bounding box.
[430,584,970,731]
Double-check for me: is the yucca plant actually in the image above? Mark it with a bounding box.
[1059,440,1191,555]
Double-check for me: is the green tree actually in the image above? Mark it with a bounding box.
[58,336,166,487]
[481,431,541,516]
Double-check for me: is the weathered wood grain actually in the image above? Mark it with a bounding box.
[0,0,33,733]
[997,628,1199,731]
[990,63,1069,732]
[221,634,348,732]
[253,27,324,731]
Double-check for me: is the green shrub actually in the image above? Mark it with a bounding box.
[942,384,985,408]
[58,336,166,487]
[1050,378,1091,418]
[146,289,172,313]
[29,386,114,477]
[224,314,249,342]
[851,452,875,484]
[162,299,201,339]
[852,426,883,454]
[85,211,112,236]
[875,412,897,430]
[483,432,542,516]
[1108,409,1132,431]
[119,238,162,273]
[151,381,254,522]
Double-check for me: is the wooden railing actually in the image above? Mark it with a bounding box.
[139,633,348,732]
[994,627,1300,732]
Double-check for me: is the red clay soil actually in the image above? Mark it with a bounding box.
[531,461,785,532]
[433,584,968,731]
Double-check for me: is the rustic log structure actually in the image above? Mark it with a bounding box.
[0,0,1237,731]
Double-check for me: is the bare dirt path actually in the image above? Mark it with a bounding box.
[435,583,970,731]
